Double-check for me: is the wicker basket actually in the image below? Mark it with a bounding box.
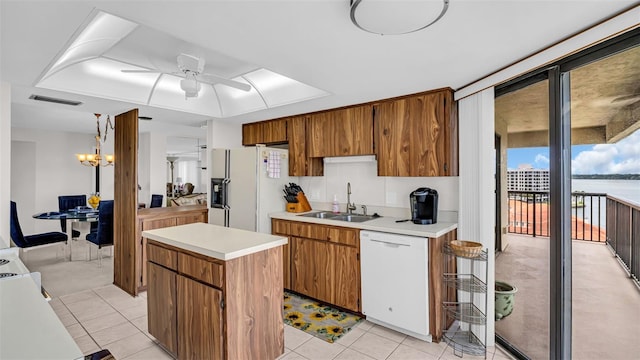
[450,240,483,258]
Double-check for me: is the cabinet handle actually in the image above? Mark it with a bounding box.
[220,298,225,309]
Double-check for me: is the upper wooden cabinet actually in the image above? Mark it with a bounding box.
[242,119,287,146]
[241,88,457,177]
[307,105,374,158]
[375,89,458,176]
[288,116,324,176]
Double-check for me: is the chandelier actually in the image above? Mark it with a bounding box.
[76,113,114,167]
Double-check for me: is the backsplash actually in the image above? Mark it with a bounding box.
[297,160,459,220]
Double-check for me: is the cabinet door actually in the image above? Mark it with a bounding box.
[308,105,374,157]
[272,219,292,289]
[331,244,360,312]
[334,105,374,156]
[375,90,453,176]
[288,116,323,176]
[242,123,261,146]
[307,111,334,157]
[147,262,177,357]
[141,218,177,288]
[177,275,224,360]
[290,237,332,304]
[262,119,288,144]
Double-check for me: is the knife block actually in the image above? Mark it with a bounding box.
[286,193,312,213]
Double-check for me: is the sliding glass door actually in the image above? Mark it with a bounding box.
[494,28,640,359]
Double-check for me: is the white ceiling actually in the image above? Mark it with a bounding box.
[1,0,637,153]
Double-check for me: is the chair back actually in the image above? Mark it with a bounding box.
[150,194,163,208]
[93,200,114,247]
[9,201,27,248]
[58,195,87,232]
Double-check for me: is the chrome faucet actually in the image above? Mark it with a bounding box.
[346,182,357,214]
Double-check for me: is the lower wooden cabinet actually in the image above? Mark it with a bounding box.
[274,219,361,313]
[147,240,284,359]
[147,262,177,357]
[272,219,292,288]
[177,275,224,360]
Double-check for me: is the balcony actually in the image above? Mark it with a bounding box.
[498,192,640,358]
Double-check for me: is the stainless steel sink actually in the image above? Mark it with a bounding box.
[298,211,379,222]
[329,214,377,223]
[297,211,337,219]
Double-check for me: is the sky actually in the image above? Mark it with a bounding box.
[507,128,640,174]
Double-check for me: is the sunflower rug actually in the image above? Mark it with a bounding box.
[283,291,363,343]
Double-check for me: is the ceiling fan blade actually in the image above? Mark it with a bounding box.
[199,73,251,92]
[121,69,161,73]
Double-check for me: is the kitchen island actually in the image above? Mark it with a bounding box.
[142,222,287,360]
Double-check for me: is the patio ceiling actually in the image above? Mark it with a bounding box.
[496,44,640,148]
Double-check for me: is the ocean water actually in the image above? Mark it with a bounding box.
[571,179,640,228]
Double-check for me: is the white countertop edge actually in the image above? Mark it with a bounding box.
[0,275,84,360]
[144,232,287,261]
[270,212,458,238]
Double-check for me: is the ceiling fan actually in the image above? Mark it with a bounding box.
[121,53,252,98]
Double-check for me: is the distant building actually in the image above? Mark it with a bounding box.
[507,165,549,192]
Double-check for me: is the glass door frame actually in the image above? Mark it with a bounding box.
[494,27,640,360]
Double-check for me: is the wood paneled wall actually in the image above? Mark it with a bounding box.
[113,109,139,296]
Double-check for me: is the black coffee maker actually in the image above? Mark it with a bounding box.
[410,188,438,224]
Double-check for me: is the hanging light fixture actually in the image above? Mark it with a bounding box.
[76,113,115,167]
[349,0,449,35]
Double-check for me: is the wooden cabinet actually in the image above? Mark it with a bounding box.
[272,219,292,288]
[147,262,178,357]
[274,220,361,312]
[375,89,458,176]
[287,116,323,176]
[137,205,208,293]
[242,88,457,177]
[146,240,284,359]
[242,119,287,146]
[177,275,224,360]
[307,105,374,158]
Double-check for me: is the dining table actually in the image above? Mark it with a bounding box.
[32,208,99,261]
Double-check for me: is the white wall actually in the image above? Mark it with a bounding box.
[207,119,242,149]
[139,132,167,206]
[11,127,107,234]
[0,82,11,248]
[298,160,459,217]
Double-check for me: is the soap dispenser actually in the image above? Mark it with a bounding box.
[332,194,340,214]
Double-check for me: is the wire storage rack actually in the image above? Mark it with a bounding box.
[442,242,488,358]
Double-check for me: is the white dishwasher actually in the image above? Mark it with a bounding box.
[360,230,430,341]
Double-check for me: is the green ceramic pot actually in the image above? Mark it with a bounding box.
[495,281,518,321]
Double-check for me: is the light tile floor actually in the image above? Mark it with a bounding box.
[51,284,512,360]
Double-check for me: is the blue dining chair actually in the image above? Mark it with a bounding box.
[150,194,163,208]
[10,201,68,260]
[86,200,114,266]
[58,195,88,238]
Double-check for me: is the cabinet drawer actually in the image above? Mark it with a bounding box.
[272,219,291,235]
[178,253,224,288]
[147,243,177,270]
[290,221,328,241]
[327,227,358,247]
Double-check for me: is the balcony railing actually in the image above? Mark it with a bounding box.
[507,190,607,242]
[606,195,639,287]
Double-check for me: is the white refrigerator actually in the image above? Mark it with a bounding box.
[209,146,293,234]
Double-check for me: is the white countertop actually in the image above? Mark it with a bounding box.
[270,211,457,238]
[0,275,83,360]
[142,222,288,261]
